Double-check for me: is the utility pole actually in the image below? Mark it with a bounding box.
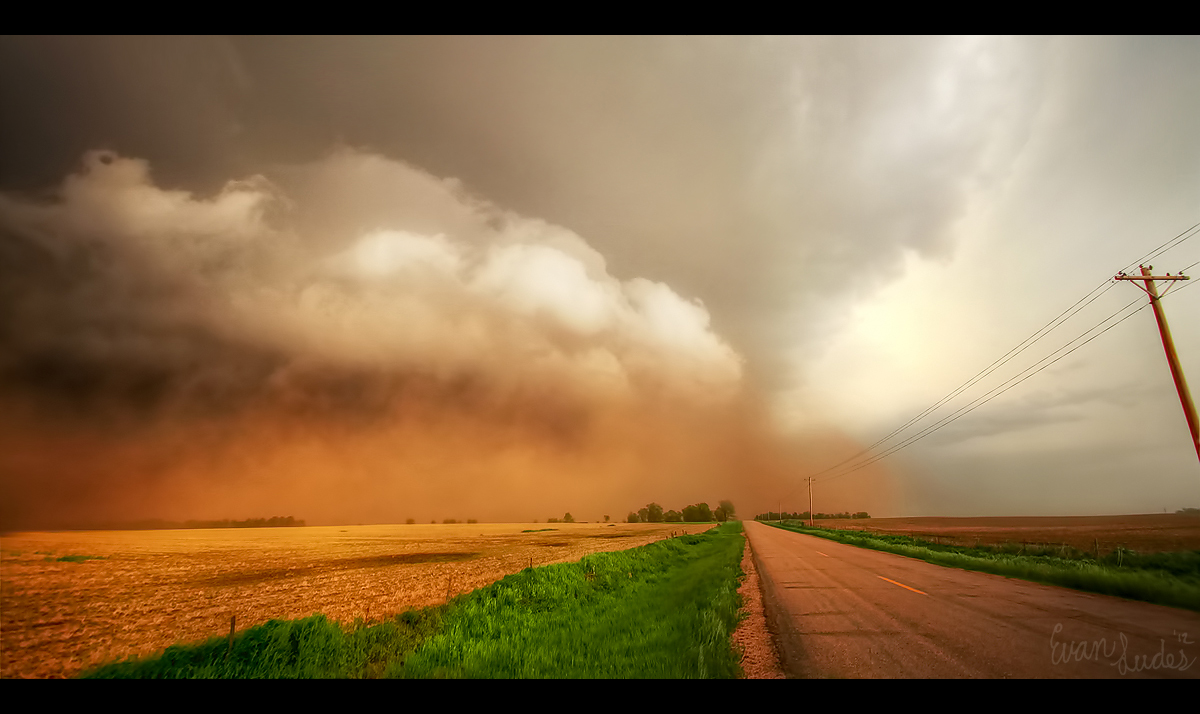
[1114,265,1199,463]
[807,477,814,528]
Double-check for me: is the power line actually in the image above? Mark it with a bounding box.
[1153,257,1200,299]
[819,296,1144,481]
[825,226,1197,475]
[1121,222,1200,274]
[795,280,1120,483]
[783,223,1200,503]
[866,283,1114,448]
[816,298,1149,484]
[830,259,1198,481]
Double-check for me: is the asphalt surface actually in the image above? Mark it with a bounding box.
[744,520,1200,678]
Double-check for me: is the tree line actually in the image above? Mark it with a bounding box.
[111,516,307,530]
[625,500,736,523]
[754,511,869,521]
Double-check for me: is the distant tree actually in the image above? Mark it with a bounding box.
[443,518,457,524]
[665,510,682,523]
[548,518,560,523]
[719,500,736,519]
[627,512,640,523]
[563,513,575,523]
[645,503,664,523]
[853,512,870,519]
[714,506,728,522]
[467,519,478,524]
[604,515,610,523]
[638,507,649,523]
[405,518,416,524]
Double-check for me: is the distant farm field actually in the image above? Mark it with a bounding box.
[0,522,712,679]
[811,514,1200,554]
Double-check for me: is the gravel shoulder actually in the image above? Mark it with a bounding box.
[731,530,785,679]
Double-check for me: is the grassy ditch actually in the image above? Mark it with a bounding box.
[81,522,746,678]
[79,610,443,679]
[764,521,1200,612]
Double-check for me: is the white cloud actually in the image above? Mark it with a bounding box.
[0,148,745,408]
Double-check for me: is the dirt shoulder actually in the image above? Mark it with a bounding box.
[731,529,785,679]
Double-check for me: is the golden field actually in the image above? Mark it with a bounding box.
[0,521,714,679]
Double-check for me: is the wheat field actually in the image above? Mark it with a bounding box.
[0,521,713,679]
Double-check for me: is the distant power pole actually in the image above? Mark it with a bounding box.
[807,477,815,527]
[1114,265,1199,463]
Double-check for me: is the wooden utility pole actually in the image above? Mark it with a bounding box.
[807,477,814,527]
[1114,265,1199,463]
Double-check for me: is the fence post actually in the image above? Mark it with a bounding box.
[225,614,236,660]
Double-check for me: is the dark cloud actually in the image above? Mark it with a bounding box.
[0,36,1039,394]
[0,36,251,191]
[0,148,816,529]
[3,36,1194,524]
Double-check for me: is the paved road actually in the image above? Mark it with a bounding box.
[744,520,1200,678]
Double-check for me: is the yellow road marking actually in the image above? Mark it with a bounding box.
[814,551,829,557]
[878,576,927,595]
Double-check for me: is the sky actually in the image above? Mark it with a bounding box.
[1,36,1198,529]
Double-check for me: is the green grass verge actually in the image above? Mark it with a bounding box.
[763,521,1200,612]
[80,522,747,678]
[391,522,745,678]
[80,609,443,679]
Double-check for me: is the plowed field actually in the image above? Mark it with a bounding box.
[811,513,1200,553]
[1,521,713,679]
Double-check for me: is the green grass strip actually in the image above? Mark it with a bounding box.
[390,522,745,678]
[81,522,747,678]
[763,521,1200,612]
[80,608,444,679]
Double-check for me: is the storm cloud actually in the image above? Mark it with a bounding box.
[1,36,1197,527]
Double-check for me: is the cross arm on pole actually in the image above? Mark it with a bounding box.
[1114,267,1188,299]
[1114,265,1200,464]
[1113,274,1189,280]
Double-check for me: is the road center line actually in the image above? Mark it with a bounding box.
[877,576,927,595]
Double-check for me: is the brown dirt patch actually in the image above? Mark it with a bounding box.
[812,513,1200,554]
[195,552,480,587]
[1,521,713,679]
